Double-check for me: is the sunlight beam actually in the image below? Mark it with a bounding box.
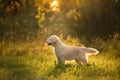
[50,0,59,11]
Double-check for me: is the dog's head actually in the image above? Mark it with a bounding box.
[46,35,59,45]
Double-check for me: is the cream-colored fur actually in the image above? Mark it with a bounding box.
[46,35,99,65]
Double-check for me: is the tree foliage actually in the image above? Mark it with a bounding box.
[0,0,37,41]
[37,0,120,38]
[0,0,120,41]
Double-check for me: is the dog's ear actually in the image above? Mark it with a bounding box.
[53,38,58,43]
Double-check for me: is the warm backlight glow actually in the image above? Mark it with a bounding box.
[115,0,118,3]
[50,0,59,11]
[51,0,58,7]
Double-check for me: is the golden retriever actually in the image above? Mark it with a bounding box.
[46,35,99,65]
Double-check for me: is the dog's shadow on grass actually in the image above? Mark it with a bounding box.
[46,63,73,77]
[46,63,94,78]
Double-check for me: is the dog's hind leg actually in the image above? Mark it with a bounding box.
[81,58,88,64]
[76,55,88,64]
[75,59,83,65]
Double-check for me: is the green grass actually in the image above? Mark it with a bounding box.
[0,37,120,80]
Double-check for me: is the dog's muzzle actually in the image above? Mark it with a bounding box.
[48,43,52,45]
[46,40,52,45]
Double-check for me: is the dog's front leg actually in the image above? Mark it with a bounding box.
[57,57,65,65]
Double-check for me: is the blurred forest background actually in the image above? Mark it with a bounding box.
[0,0,120,42]
[0,0,120,80]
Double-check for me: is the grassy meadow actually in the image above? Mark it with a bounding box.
[0,35,120,80]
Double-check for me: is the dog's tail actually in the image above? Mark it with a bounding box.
[83,48,99,56]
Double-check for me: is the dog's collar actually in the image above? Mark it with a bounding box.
[53,42,56,46]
